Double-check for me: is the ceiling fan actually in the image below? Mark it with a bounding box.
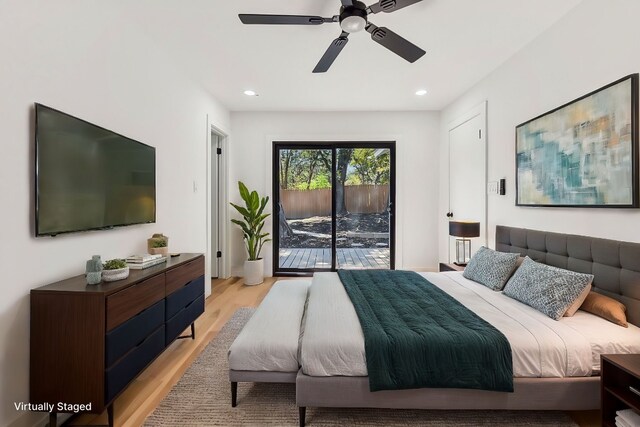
[239,0,426,73]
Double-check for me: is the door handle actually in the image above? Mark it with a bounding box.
[446,212,453,218]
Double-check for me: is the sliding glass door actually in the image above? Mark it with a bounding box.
[336,147,392,269]
[273,142,395,274]
[276,147,333,271]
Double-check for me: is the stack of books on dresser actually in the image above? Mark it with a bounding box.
[126,254,167,270]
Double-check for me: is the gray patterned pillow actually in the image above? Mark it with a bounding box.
[462,246,519,291]
[502,257,594,320]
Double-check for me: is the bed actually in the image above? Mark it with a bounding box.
[295,226,640,424]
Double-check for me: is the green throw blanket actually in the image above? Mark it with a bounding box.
[338,270,513,392]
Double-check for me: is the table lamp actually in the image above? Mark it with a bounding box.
[449,221,480,266]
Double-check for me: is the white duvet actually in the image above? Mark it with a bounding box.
[300,271,640,378]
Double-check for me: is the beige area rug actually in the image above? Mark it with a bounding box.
[145,308,578,426]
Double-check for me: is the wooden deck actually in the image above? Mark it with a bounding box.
[279,247,390,269]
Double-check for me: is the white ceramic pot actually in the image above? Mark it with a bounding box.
[243,259,264,286]
[102,267,130,282]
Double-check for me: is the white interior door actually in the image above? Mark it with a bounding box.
[211,133,220,278]
[448,110,486,263]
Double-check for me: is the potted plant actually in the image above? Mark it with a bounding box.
[102,259,130,282]
[230,181,271,285]
[148,233,169,256]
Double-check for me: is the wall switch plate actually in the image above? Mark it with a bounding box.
[487,181,499,194]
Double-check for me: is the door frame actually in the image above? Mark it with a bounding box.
[206,119,230,291]
[446,101,488,262]
[272,141,396,276]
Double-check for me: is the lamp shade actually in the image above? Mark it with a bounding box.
[449,221,480,238]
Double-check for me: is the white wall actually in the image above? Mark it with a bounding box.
[0,2,229,426]
[439,0,640,261]
[229,111,440,276]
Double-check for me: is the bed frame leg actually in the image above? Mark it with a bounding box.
[299,406,306,427]
[231,382,238,407]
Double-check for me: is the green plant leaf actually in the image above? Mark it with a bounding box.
[231,219,251,236]
[238,181,250,203]
[230,203,251,218]
[249,191,259,211]
[256,198,268,216]
[256,213,270,223]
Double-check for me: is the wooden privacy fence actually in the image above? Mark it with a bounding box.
[280,185,390,219]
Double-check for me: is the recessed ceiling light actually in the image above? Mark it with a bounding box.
[244,90,258,97]
[415,89,428,96]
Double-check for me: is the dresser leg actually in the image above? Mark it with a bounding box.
[107,404,114,427]
[49,412,57,427]
[177,323,196,340]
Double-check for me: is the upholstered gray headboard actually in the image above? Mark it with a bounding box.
[496,225,640,326]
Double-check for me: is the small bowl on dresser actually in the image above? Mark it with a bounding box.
[102,267,130,282]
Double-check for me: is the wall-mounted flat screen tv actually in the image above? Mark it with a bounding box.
[35,104,156,236]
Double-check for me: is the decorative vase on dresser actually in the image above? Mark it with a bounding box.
[85,255,103,285]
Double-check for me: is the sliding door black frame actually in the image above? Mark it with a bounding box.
[272,141,396,276]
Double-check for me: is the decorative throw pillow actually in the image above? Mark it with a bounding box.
[502,257,594,321]
[563,283,592,317]
[580,292,628,327]
[506,256,526,281]
[462,246,519,291]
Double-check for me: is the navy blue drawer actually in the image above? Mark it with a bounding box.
[166,275,204,320]
[105,325,165,402]
[106,299,164,367]
[165,295,204,345]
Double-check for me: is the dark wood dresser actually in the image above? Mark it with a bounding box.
[30,253,205,426]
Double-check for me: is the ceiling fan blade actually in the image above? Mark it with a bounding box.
[341,0,354,5]
[368,0,424,14]
[239,14,331,25]
[366,24,425,63]
[313,32,350,73]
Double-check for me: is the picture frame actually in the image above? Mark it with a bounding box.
[515,74,639,208]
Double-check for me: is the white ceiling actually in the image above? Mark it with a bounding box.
[122,0,582,111]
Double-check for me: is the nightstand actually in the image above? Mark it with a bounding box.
[439,263,465,272]
[601,354,640,427]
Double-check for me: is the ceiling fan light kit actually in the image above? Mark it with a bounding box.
[238,0,426,73]
[339,2,368,33]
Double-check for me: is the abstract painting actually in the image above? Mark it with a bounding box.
[516,74,638,207]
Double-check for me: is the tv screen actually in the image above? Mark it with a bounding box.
[35,104,156,236]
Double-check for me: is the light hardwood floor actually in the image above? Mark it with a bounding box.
[70,276,599,427]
